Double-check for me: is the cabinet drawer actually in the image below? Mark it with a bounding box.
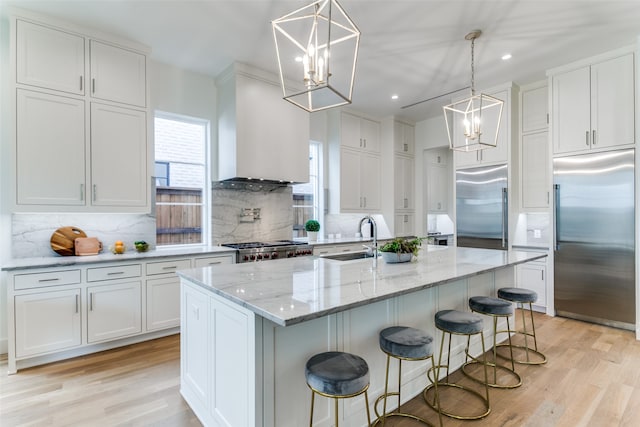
[194,255,234,268]
[146,259,192,276]
[14,269,81,290]
[87,264,141,282]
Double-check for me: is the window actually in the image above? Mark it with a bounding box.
[154,113,210,246]
[293,142,322,237]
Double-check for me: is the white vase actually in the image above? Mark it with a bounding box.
[307,231,318,242]
[381,251,413,263]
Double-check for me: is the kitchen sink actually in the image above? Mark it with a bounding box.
[320,251,376,261]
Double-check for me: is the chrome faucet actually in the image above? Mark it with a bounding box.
[358,215,378,258]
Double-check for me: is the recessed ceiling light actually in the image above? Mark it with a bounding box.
[502,53,512,60]
[391,94,399,100]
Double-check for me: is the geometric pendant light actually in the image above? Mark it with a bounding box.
[443,30,504,151]
[272,0,360,112]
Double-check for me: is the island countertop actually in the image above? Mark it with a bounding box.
[177,245,546,327]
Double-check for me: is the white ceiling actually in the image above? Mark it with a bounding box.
[4,0,640,122]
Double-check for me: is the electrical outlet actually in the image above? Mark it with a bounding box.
[534,229,541,238]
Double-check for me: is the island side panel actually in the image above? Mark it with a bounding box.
[180,280,259,427]
[263,312,340,427]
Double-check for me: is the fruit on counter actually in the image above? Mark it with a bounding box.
[134,240,149,252]
[112,240,126,254]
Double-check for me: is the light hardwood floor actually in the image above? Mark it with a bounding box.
[1,311,640,426]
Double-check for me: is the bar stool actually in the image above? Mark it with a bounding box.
[463,296,522,389]
[305,351,372,427]
[373,326,442,427]
[423,309,490,420]
[497,287,547,365]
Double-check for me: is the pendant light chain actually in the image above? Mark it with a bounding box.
[470,36,475,96]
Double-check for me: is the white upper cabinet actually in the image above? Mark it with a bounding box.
[521,131,549,209]
[521,85,548,133]
[394,121,415,155]
[90,103,147,207]
[340,148,381,212]
[519,81,550,210]
[341,112,380,152]
[551,51,634,154]
[454,87,512,168]
[394,155,414,210]
[89,40,146,107]
[16,20,85,95]
[16,89,86,206]
[12,12,150,212]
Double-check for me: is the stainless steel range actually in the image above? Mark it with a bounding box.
[222,240,313,263]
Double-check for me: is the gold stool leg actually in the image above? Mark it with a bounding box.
[364,390,372,427]
[497,302,547,365]
[334,397,339,427]
[424,329,490,420]
[463,312,522,389]
[309,390,315,427]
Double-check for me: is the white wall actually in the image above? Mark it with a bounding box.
[149,60,218,179]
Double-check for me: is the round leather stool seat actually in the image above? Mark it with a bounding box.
[379,326,434,359]
[498,287,537,304]
[469,296,514,316]
[305,351,370,397]
[435,309,483,335]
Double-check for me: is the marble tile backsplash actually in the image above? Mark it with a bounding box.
[211,186,293,245]
[12,213,156,258]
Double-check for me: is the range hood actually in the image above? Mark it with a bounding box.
[216,63,310,184]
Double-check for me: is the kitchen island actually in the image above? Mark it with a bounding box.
[177,246,546,427]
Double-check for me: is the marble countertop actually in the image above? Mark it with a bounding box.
[177,246,547,327]
[1,245,236,271]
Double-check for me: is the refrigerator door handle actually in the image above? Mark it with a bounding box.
[501,188,508,248]
[554,184,560,250]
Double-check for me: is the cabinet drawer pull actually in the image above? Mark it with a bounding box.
[541,270,544,280]
[162,266,178,270]
[403,143,408,152]
[585,130,590,146]
[80,184,84,201]
[89,292,94,311]
[80,76,83,91]
[75,294,79,314]
[93,184,97,201]
[207,261,222,265]
[592,130,596,145]
[92,78,96,93]
[38,278,60,283]
[107,271,125,276]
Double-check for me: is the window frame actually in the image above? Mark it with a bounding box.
[153,111,211,247]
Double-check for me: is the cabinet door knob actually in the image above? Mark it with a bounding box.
[592,130,596,145]
[585,130,590,146]
[80,76,83,91]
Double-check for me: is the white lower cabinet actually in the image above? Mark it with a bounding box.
[146,277,181,331]
[87,281,142,343]
[7,251,236,373]
[181,284,210,411]
[517,258,547,312]
[14,288,81,358]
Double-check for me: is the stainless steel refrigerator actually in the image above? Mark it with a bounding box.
[456,164,508,250]
[554,149,635,330]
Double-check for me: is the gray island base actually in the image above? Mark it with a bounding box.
[177,246,546,427]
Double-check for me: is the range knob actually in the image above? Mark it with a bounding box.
[250,255,256,261]
[271,252,279,259]
[243,255,249,261]
[287,251,294,258]
[257,254,263,260]
[263,253,270,259]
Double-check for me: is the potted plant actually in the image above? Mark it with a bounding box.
[379,237,423,263]
[305,219,321,242]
